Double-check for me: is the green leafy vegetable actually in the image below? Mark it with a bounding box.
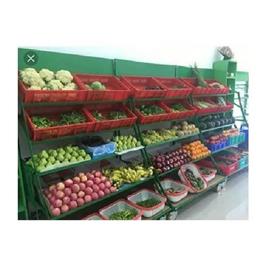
[136,198,161,208]
[109,209,137,220]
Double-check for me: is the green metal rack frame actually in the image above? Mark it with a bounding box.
[18,50,249,220]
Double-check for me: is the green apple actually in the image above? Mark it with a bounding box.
[65,153,72,160]
[48,156,56,164]
[84,155,91,160]
[57,154,64,162]
[54,160,60,165]
[77,156,84,161]
[70,157,77,163]
[40,150,49,159]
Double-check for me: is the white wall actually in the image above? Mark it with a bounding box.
[31,45,249,71]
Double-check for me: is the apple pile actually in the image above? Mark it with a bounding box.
[43,170,117,216]
[152,148,191,173]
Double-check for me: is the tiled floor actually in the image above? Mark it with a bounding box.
[176,170,248,220]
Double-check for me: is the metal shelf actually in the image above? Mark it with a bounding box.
[201,124,233,133]
[52,176,154,220]
[172,175,225,210]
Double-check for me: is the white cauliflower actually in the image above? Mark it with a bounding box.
[55,70,73,84]
[47,79,64,90]
[39,68,54,82]
[29,86,42,90]
[20,68,40,85]
[63,82,77,90]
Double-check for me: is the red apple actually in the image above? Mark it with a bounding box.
[71,184,80,193]
[64,188,72,196]
[52,208,61,216]
[78,191,85,198]
[86,180,94,187]
[54,199,63,208]
[77,198,85,206]
[63,196,70,205]
[104,188,110,195]
[70,193,78,201]
[92,184,99,192]
[56,182,65,191]
[78,172,85,178]
[56,190,65,199]
[110,186,117,193]
[94,171,101,178]
[61,204,69,213]
[99,183,105,190]
[85,187,93,195]
[69,200,78,209]
[98,190,105,198]
[80,175,87,182]
[84,195,92,203]
[79,182,86,191]
[91,192,99,200]
[64,179,73,187]
[73,176,80,183]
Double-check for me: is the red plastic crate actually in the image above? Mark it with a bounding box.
[183,78,229,95]
[26,106,96,141]
[18,75,87,103]
[75,74,131,101]
[134,102,172,124]
[198,159,238,176]
[87,104,137,131]
[154,77,193,98]
[120,76,167,99]
[163,100,197,120]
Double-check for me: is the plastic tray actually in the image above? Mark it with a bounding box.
[80,141,116,159]
[127,189,166,218]
[134,102,172,124]
[163,100,197,120]
[26,107,96,141]
[196,166,217,182]
[154,77,193,98]
[99,199,143,220]
[207,139,228,152]
[19,75,87,103]
[83,213,105,220]
[120,76,167,99]
[178,163,208,193]
[199,159,238,176]
[182,78,229,95]
[160,179,188,203]
[115,146,144,155]
[75,74,131,101]
[87,104,137,131]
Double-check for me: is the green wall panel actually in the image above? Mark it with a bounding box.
[114,59,176,77]
[176,66,214,79]
[236,71,249,82]
[18,48,115,74]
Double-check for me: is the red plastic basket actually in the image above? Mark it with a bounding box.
[120,76,167,99]
[134,102,172,124]
[198,159,238,176]
[163,100,197,120]
[155,77,193,98]
[87,104,137,131]
[19,75,87,103]
[75,74,131,101]
[26,106,96,141]
[183,78,229,95]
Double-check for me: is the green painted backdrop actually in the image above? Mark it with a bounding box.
[18,48,247,80]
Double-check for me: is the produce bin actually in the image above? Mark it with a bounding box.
[25,107,96,141]
[80,141,116,159]
[19,75,87,103]
[83,213,105,220]
[182,78,229,95]
[87,104,137,131]
[196,166,217,182]
[199,159,238,176]
[239,156,248,169]
[75,74,131,101]
[163,100,197,120]
[120,76,167,99]
[99,199,143,220]
[160,179,188,203]
[127,189,166,218]
[154,77,193,98]
[134,102,172,124]
[207,139,228,152]
[178,163,208,193]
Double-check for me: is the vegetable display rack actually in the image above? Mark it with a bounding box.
[18,71,248,220]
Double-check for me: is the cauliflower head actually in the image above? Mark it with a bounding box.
[55,70,73,84]
[47,79,64,90]
[39,68,54,82]
[63,82,77,90]
[20,68,40,85]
